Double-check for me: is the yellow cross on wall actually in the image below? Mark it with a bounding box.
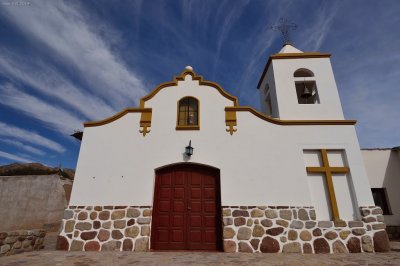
[306,149,349,221]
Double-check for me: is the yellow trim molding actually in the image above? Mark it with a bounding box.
[176,125,200,131]
[82,69,236,132]
[257,52,331,89]
[139,69,239,108]
[139,110,152,136]
[84,108,152,137]
[84,108,152,127]
[271,52,331,60]
[225,109,237,135]
[82,69,353,137]
[225,106,356,126]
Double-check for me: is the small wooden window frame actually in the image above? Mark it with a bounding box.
[176,96,200,130]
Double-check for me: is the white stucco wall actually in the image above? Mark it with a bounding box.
[362,149,400,225]
[70,73,374,221]
[259,64,280,118]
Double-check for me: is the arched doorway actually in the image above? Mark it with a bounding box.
[151,163,223,251]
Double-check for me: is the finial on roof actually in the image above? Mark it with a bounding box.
[271,18,297,46]
[185,66,193,71]
[278,44,303,54]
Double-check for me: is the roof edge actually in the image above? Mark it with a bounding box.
[84,108,151,127]
[257,52,331,89]
[140,69,239,108]
[361,147,400,151]
[361,148,392,151]
[83,69,239,128]
[226,106,356,126]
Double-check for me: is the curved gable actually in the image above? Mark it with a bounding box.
[84,69,238,128]
[139,69,239,108]
[83,68,355,129]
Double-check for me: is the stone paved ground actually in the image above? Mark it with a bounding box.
[391,240,400,251]
[1,234,400,266]
[1,251,400,265]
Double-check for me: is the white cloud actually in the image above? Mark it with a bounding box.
[0,84,82,134]
[0,122,65,155]
[0,51,117,121]
[0,0,147,109]
[0,150,32,163]
[339,61,400,147]
[216,1,249,50]
[0,121,65,153]
[235,3,293,103]
[182,0,213,32]
[299,2,340,51]
[213,0,250,71]
[0,138,46,156]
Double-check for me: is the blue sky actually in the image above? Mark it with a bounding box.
[0,0,399,168]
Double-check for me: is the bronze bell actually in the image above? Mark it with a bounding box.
[300,84,312,99]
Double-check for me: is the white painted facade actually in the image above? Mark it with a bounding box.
[362,148,400,225]
[70,45,375,221]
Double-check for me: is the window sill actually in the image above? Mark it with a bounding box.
[176,125,200,130]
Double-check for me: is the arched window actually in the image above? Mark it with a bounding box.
[177,97,199,129]
[293,68,319,104]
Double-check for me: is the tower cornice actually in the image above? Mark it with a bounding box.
[257,52,331,89]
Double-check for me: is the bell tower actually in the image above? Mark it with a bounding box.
[258,18,345,120]
[257,44,345,120]
[257,44,344,120]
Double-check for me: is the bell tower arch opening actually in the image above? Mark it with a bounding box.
[294,68,320,104]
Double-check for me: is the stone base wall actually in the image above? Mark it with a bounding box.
[57,205,390,253]
[0,229,46,256]
[222,206,390,253]
[57,206,151,251]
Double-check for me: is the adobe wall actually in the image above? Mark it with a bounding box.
[0,175,72,232]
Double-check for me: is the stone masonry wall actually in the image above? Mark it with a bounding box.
[222,206,390,253]
[0,229,46,256]
[57,205,390,253]
[57,206,151,251]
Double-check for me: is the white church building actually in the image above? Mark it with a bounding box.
[57,44,390,253]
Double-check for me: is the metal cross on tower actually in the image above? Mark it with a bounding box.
[271,18,297,45]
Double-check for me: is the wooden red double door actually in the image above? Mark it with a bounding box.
[151,163,223,251]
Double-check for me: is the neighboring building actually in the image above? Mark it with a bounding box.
[57,44,390,253]
[362,147,400,239]
[0,163,73,232]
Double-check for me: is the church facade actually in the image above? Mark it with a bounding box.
[57,45,390,253]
